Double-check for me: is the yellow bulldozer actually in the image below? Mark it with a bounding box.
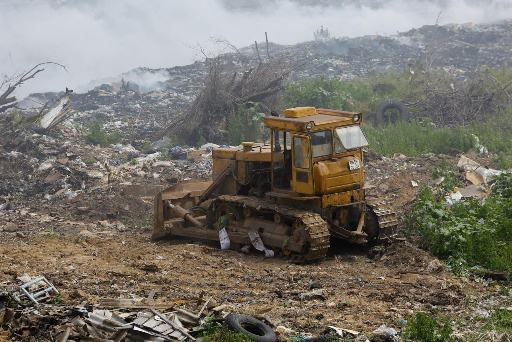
[153,107,397,262]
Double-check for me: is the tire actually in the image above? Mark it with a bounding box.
[375,100,409,125]
[226,313,277,342]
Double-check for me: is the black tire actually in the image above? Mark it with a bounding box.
[226,313,277,342]
[375,100,409,125]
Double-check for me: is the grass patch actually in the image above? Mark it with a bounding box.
[363,121,474,156]
[401,312,454,342]
[484,309,512,333]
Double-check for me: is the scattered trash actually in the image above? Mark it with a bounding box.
[248,231,275,257]
[219,228,230,250]
[326,325,360,337]
[299,289,326,301]
[445,191,463,204]
[457,155,502,185]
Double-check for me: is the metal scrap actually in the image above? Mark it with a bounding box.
[40,95,73,129]
[16,275,58,305]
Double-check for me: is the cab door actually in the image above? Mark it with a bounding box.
[292,135,314,194]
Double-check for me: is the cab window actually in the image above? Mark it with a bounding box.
[293,136,310,169]
[311,130,332,157]
[334,126,369,153]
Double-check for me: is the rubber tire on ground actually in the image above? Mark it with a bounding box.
[226,313,277,342]
[375,100,409,125]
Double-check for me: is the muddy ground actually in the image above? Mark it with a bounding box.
[0,151,509,340]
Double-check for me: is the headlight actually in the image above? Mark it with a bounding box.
[353,114,361,123]
[305,121,314,131]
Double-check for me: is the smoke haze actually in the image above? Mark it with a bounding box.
[1,0,511,97]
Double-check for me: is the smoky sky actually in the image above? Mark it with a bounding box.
[1,0,511,98]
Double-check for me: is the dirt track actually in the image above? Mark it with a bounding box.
[0,224,503,337]
[0,153,509,338]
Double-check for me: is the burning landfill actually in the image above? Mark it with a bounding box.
[0,17,511,342]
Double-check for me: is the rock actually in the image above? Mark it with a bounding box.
[168,146,187,160]
[69,289,87,299]
[275,325,296,337]
[309,280,322,289]
[76,230,97,243]
[368,245,386,259]
[86,170,104,179]
[200,143,220,152]
[355,335,371,342]
[392,153,407,160]
[44,172,62,183]
[16,232,27,238]
[426,259,444,273]
[38,160,54,171]
[4,222,19,232]
[371,325,399,342]
[299,288,325,301]
[0,203,14,210]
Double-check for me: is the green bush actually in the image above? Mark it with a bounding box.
[431,160,464,194]
[492,172,512,198]
[402,312,454,342]
[408,179,512,274]
[227,104,265,145]
[86,121,121,147]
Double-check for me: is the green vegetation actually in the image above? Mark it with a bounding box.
[227,104,266,145]
[401,312,454,342]
[484,309,512,333]
[283,74,408,114]
[200,319,254,342]
[86,121,121,147]
[407,172,512,275]
[140,140,153,154]
[363,121,475,157]
[201,328,254,342]
[282,70,512,166]
[431,160,464,193]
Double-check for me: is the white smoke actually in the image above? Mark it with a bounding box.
[1,0,511,97]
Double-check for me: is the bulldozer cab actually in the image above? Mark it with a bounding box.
[264,107,368,196]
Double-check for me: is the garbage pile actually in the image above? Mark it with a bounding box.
[18,20,512,144]
[0,117,215,227]
[0,275,206,341]
[0,274,283,342]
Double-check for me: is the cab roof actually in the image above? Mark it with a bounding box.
[264,107,362,132]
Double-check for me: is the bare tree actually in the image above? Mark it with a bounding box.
[163,52,296,144]
[0,62,67,114]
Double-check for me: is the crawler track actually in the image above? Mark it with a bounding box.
[216,195,331,262]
